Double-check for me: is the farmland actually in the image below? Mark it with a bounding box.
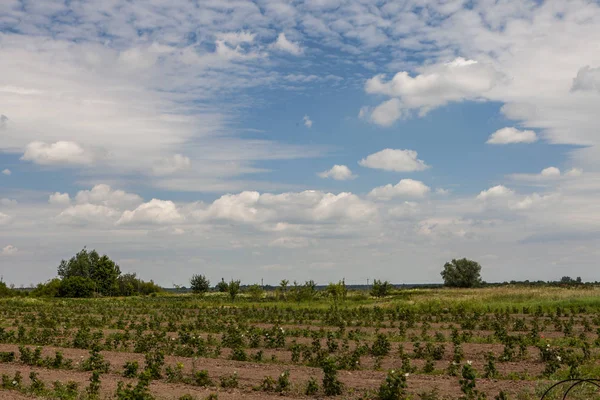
[2,286,600,399]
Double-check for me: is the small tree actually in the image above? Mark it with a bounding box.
[441,258,482,288]
[190,274,210,295]
[326,281,347,303]
[371,279,392,298]
[216,278,229,293]
[247,284,264,301]
[228,280,241,301]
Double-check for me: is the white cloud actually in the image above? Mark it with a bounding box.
[487,127,538,145]
[0,198,18,206]
[368,98,405,126]
[269,236,311,248]
[1,245,18,255]
[21,141,93,166]
[152,154,192,176]
[476,185,514,201]
[217,31,256,46]
[368,179,430,200]
[566,168,583,177]
[75,184,142,210]
[48,192,71,206]
[571,66,600,92]
[0,212,12,225]
[363,58,503,125]
[510,193,558,211]
[1,169,10,176]
[56,204,118,225]
[436,188,450,195]
[195,190,376,224]
[272,33,303,55]
[541,167,561,177]
[388,201,419,219]
[117,199,183,225]
[318,165,356,180]
[303,115,313,128]
[359,149,429,172]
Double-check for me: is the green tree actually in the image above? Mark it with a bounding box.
[326,280,347,303]
[216,278,229,293]
[190,274,210,295]
[441,258,483,288]
[57,248,121,296]
[371,279,392,298]
[246,284,264,301]
[30,279,62,297]
[277,279,289,300]
[58,276,95,298]
[228,280,241,301]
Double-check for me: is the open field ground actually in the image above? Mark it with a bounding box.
[2,286,600,399]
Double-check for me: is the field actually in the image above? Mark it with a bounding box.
[2,286,600,399]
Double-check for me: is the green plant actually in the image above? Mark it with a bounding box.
[322,357,343,396]
[305,376,319,395]
[190,274,210,295]
[193,370,213,387]
[441,258,482,288]
[276,370,290,393]
[87,371,101,398]
[372,333,391,356]
[219,372,239,388]
[123,361,139,378]
[483,352,497,378]
[378,369,408,400]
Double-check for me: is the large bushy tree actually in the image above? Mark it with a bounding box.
[190,274,210,295]
[57,248,121,296]
[441,258,483,288]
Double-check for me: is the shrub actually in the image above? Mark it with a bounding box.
[372,333,391,357]
[378,369,408,400]
[219,372,238,388]
[322,357,342,396]
[193,370,213,387]
[58,276,95,298]
[123,361,139,378]
[190,275,210,295]
[305,377,319,395]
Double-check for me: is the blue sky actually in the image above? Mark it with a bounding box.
[1,0,600,286]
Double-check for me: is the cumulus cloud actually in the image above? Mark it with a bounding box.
[0,198,17,206]
[75,184,142,210]
[195,190,376,224]
[21,141,93,166]
[388,201,419,219]
[571,66,600,92]
[1,169,10,176]
[476,185,514,201]
[2,245,18,255]
[272,33,303,55]
[49,192,71,206]
[368,179,430,200]
[509,167,583,183]
[359,149,429,172]
[152,154,192,176]
[303,115,313,128]
[117,199,183,225]
[318,165,356,180]
[363,58,503,125]
[487,127,538,144]
[56,204,118,225]
[541,167,561,177]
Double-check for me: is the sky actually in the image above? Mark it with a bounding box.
[2,0,600,287]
